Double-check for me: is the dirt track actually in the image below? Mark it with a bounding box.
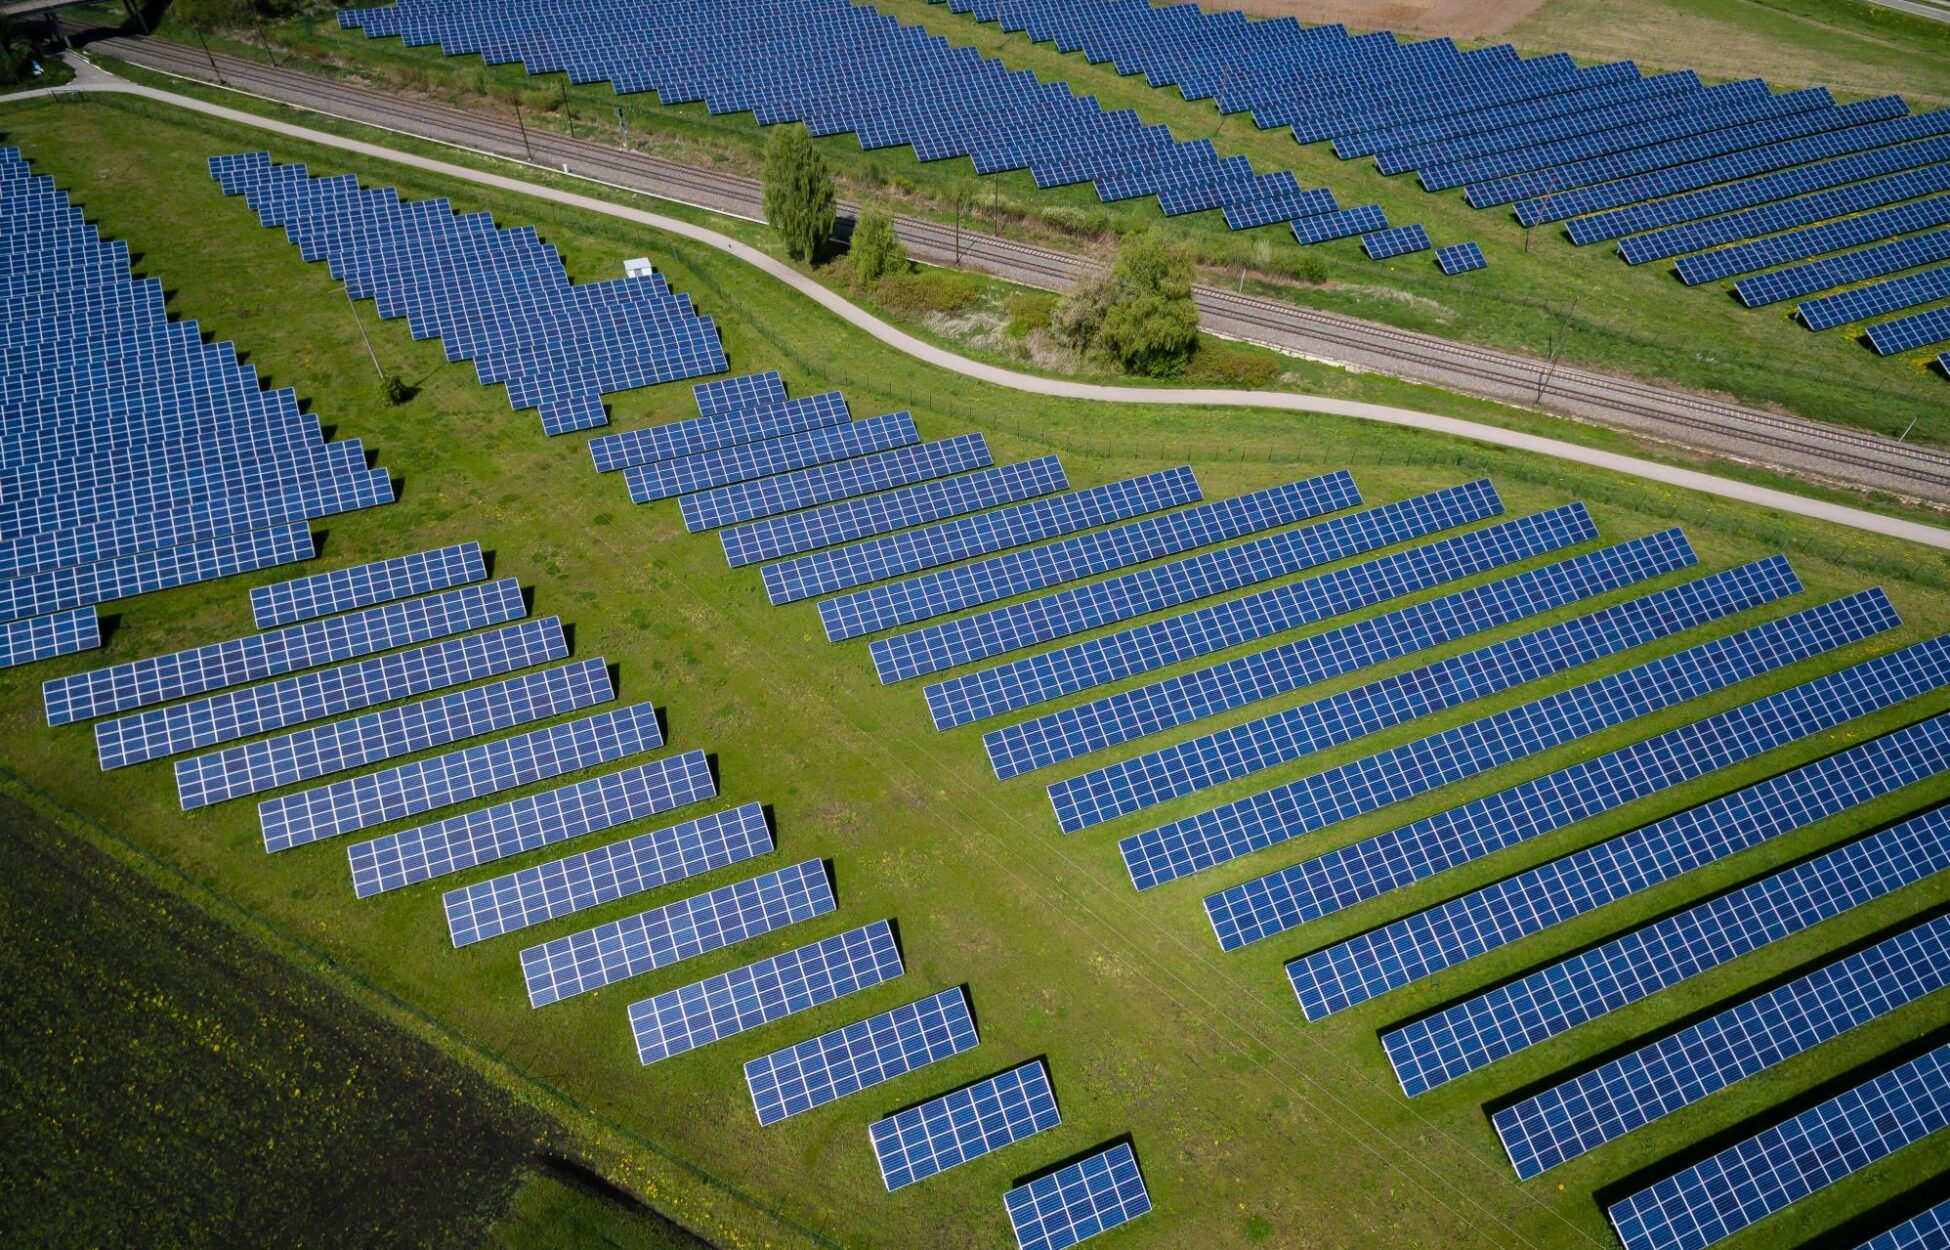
[1198,0,1547,39]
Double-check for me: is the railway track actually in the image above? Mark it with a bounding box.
[66,22,1950,506]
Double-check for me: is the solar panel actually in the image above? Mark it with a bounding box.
[1495,912,1950,1178]
[442,801,766,945]
[1005,1142,1152,1250]
[930,502,1599,732]
[1290,707,1950,1019]
[1682,198,1950,287]
[722,456,1068,568]
[174,656,612,810]
[521,859,834,1007]
[353,747,714,898]
[744,987,979,1126]
[1621,164,1950,265]
[986,524,1684,779]
[693,369,785,417]
[1055,556,1785,832]
[1745,236,1950,310]
[764,465,1201,604]
[1362,224,1431,260]
[249,542,484,628]
[1383,803,1950,1097]
[0,521,313,625]
[95,616,567,770]
[869,1060,1061,1191]
[42,578,526,726]
[1869,302,1950,355]
[1291,204,1389,246]
[625,411,919,503]
[588,391,850,474]
[680,434,994,532]
[262,701,665,851]
[1126,583,1890,892]
[1608,1041,1950,1250]
[0,606,100,670]
[875,477,1493,684]
[1853,1200,1950,1250]
[1435,241,1486,274]
[830,471,1358,645]
[629,920,904,1065]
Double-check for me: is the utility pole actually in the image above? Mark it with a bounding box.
[1535,299,1578,404]
[953,187,963,265]
[194,26,224,86]
[990,176,999,236]
[251,12,280,67]
[513,98,534,162]
[345,288,384,379]
[615,106,627,144]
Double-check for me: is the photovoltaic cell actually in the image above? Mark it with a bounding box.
[250,542,484,629]
[1495,913,1950,1178]
[262,701,664,851]
[625,411,919,503]
[629,920,904,1064]
[0,606,99,670]
[744,988,978,1126]
[1383,804,1950,1098]
[1608,1041,1950,1250]
[681,434,994,532]
[870,1060,1061,1191]
[354,747,714,899]
[1005,1142,1152,1250]
[522,859,834,1007]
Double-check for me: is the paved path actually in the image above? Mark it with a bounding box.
[1864,0,1950,25]
[12,61,1950,553]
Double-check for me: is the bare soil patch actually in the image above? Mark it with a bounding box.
[1195,0,1548,39]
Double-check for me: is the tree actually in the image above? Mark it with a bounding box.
[1051,232,1199,377]
[848,207,906,289]
[761,124,836,264]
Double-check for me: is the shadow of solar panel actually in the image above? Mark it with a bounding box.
[0,605,100,670]
[938,503,1599,735]
[250,542,485,629]
[441,798,765,944]
[745,987,978,1127]
[0,521,313,626]
[869,1060,1061,1190]
[1384,804,1950,1098]
[681,434,994,532]
[1607,1041,1950,1250]
[629,920,903,1065]
[1850,1199,1950,1250]
[1005,1142,1152,1250]
[588,391,850,474]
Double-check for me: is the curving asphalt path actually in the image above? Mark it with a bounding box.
[11,61,1950,553]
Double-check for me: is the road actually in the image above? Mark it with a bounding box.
[55,22,1950,511]
[12,57,1950,555]
[1864,0,1950,25]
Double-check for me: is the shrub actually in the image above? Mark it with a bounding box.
[873,269,981,318]
[1003,291,1057,339]
[1049,267,1114,351]
[1185,340,1281,387]
[1039,205,1111,237]
[849,207,907,290]
[761,124,836,263]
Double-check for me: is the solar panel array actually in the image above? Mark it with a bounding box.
[1608,1041,1950,1250]
[869,1060,1062,1190]
[249,542,484,628]
[1620,163,1950,264]
[0,148,395,659]
[1800,266,1950,333]
[1362,224,1431,260]
[680,433,995,532]
[1005,1143,1152,1250]
[694,369,785,417]
[588,391,850,475]
[1681,197,1950,287]
[1494,912,1950,1179]
[1869,303,1950,356]
[1382,802,1950,1097]
[1436,241,1486,274]
[625,411,919,504]
[745,987,978,1126]
[210,152,726,434]
[629,920,904,1065]
[522,859,834,1007]
[352,747,714,897]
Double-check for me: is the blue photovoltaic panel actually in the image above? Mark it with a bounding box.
[1436,241,1486,274]
[95,616,567,770]
[1289,707,1950,1019]
[443,800,768,946]
[353,747,713,898]
[1292,204,1388,246]
[1608,1042,1950,1250]
[987,525,1685,779]
[0,521,313,625]
[1054,556,1782,832]
[588,391,850,474]
[1494,913,1950,1179]
[828,471,1355,645]
[1853,1200,1950,1250]
[174,657,612,810]
[42,578,526,727]
[0,606,100,670]
[722,456,1068,568]
[1802,267,1950,330]
[1621,164,1950,265]
[764,466,1202,604]
[1383,804,1950,1098]
[262,702,665,852]
[932,502,1599,733]
[1216,608,1949,952]
[1747,238,1950,311]
[629,920,904,1065]
[693,370,785,418]
[250,542,484,628]
[1126,583,1891,892]
[521,859,834,1007]
[1869,303,1950,355]
[1684,198,1950,286]
[744,987,979,1127]
[870,1060,1061,1191]
[874,477,1493,684]
[625,411,919,503]
[1362,224,1431,260]
[681,434,994,532]
[1005,1143,1153,1250]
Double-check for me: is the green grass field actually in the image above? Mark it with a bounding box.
[134,0,1950,450]
[4,91,1950,1250]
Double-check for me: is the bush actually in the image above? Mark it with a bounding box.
[1003,291,1057,339]
[1185,340,1281,388]
[1039,205,1112,237]
[872,269,981,318]
[761,124,836,263]
[849,207,907,290]
[1049,267,1114,352]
